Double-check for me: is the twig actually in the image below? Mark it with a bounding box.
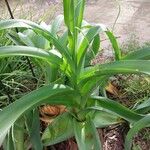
[4,0,18,33]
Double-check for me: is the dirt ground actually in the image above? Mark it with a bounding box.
[1,0,150,44]
[85,0,150,46]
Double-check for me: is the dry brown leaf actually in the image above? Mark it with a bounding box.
[106,82,119,96]
[40,105,67,123]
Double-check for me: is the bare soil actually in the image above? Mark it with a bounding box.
[1,0,150,43]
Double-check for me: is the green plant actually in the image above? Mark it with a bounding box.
[0,0,150,150]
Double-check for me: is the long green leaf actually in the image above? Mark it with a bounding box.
[105,30,121,60]
[89,96,143,123]
[85,34,100,67]
[93,111,120,128]
[63,0,71,30]
[42,112,73,146]
[78,76,108,96]
[79,60,150,80]
[73,118,102,150]
[25,109,43,150]
[5,129,15,150]
[63,0,77,33]
[13,118,25,150]
[0,84,76,146]
[63,0,78,61]
[0,19,73,67]
[0,46,62,66]
[75,0,85,29]
[123,47,150,60]
[7,31,25,46]
[135,98,150,114]
[77,26,101,70]
[18,29,49,49]
[125,114,150,150]
[51,15,64,38]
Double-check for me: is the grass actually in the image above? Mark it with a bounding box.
[0,0,58,107]
[110,35,150,106]
[122,39,150,103]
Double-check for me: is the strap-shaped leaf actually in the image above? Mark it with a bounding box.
[18,29,49,49]
[135,98,150,114]
[123,47,150,60]
[58,31,68,45]
[89,96,143,123]
[85,34,100,67]
[73,118,102,150]
[78,108,119,128]
[0,84,75,146]
[78,76,108,96]
[63,0,78,33]
[93,111,120,128]
[25,109,43,150]
[7,31,25,46]
[63,0,78,59]
[80,60,150,80]
[77,26,101,70]
[51,15,64,38]
[42,112,73,146]
[0,46,62,66]
[75,0,85,29]
[125,114,150,150]
[4,129,15,150]
[105,30,121,60]
[13,118,25,150]
[0,19,73,67]
[18,31,35,47]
